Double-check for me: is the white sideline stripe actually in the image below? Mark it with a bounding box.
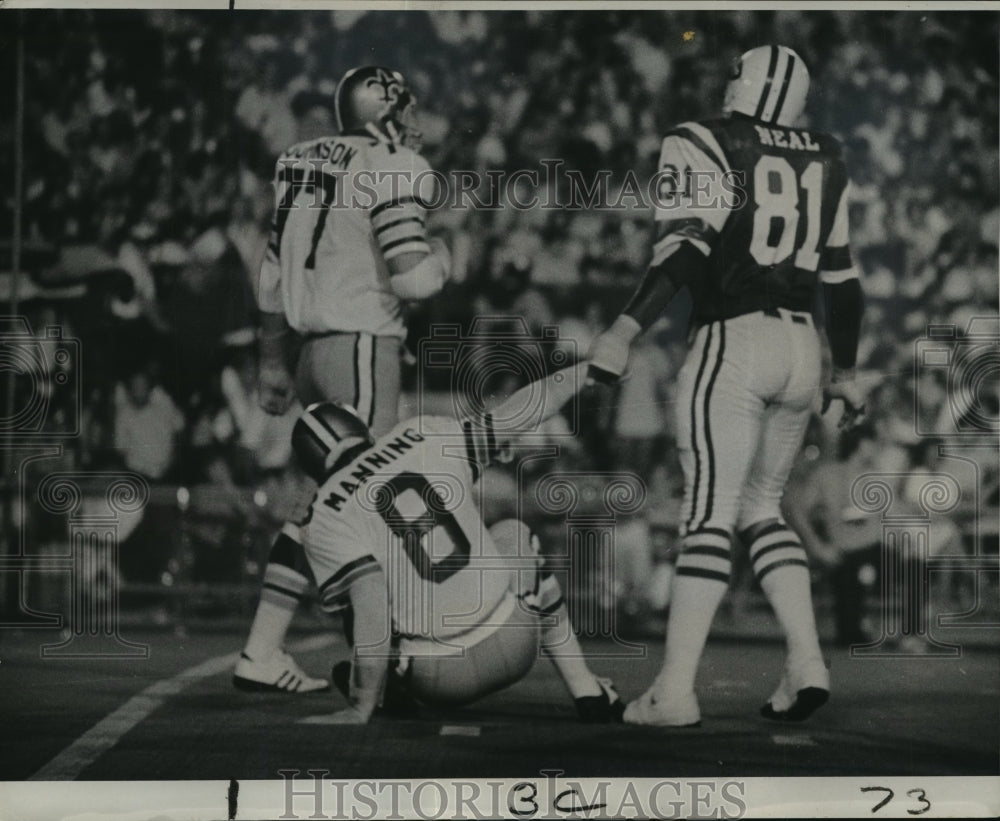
[771,734,817,747]
[29,634,335,781]
[440,725,481,737]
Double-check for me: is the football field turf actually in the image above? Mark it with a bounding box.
[2,627,996,781]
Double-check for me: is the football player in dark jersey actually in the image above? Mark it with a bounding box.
[589,45,865,726]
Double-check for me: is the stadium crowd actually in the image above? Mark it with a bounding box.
[2,10,997,627]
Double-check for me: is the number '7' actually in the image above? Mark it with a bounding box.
[861,786,931,815]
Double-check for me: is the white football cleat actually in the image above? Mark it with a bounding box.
[761,655,829,721]
[233,650,330,694]
[623,688,700,727]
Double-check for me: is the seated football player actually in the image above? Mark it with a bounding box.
[288,363,623,724]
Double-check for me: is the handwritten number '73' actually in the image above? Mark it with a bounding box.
[862,786,931,815]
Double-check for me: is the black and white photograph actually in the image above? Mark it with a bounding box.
[0,3,998,818]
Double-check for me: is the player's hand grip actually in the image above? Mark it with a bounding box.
[822,374,867,431]
[586,362,622,386]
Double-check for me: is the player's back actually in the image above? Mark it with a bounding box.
[672,115,849,323]
[262,134,432,336]
[304,415,511,640]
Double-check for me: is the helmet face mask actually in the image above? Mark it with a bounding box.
[722,45,810,127]
[335,65,423,151]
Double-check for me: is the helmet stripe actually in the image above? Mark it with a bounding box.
[769,51,797,123]
[310,410,344,443]
[753,45,780,119]
[303,413,341,453]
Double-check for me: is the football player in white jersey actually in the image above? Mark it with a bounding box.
[235,66,451,693]
[291,364,624,724]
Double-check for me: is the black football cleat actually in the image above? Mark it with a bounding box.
[575,678,626,723]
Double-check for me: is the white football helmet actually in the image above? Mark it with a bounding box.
[723,45,810,126]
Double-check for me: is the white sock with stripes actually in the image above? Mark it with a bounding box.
[244,528,311,661]
[744,519,822,663]
[529,574,602,699]
[655,528,732,697]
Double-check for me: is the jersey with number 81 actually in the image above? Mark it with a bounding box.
[651,116,855,324]
[300,414,510,641]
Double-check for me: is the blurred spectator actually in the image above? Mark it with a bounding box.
[113,365,185,480]
[2,9,996,599]
[785,424,884,646]
[611,325,672,484]
[214,348,301,482]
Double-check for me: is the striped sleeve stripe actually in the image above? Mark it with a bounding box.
[821,266,860,285]
[382,241,430,261]
[652,218,718,262]
[462,418,482,482]
[485,412,497,457]
[530,596,565,616]
[318,555,381,607]
[374,215,424,236]
[371,195,428,220]
[263,560,310,593]
[263,581,307,601]
[380,235,430,254]
[666,123,729,177]
[820,246,853,271]
[462,414,497,467]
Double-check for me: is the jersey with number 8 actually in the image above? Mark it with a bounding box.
[300,414,510,641]
[651,116,853,324]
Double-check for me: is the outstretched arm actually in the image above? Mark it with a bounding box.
[486,362,588,449]
[587,127,730,384]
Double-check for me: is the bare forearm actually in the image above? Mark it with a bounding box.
[492,363,587,434]
[347,571,392,718]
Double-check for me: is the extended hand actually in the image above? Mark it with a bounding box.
[822,371,866,431]
[586,316,641,385]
